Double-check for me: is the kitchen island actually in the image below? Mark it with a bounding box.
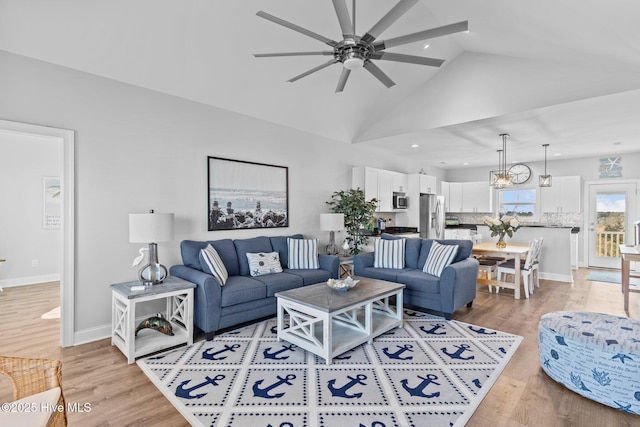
[476,225,574,283]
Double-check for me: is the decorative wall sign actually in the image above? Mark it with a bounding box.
[599,157,622,178]
[207,157,289,231]
[43,176,61,228]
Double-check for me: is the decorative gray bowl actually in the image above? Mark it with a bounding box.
[326,277,359,292]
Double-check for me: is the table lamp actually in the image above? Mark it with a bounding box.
[320,213,344,255]
[129,210,174,285]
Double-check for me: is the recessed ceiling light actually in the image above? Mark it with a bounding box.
[411,144,419,148]
[553,153,561,156]
[422,42,430,49]
[463,162,469,166]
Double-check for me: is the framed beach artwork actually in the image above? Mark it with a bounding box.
[207,157,289,231]
[43,176,61,229]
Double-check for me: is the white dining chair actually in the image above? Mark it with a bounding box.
[495,239,538,299]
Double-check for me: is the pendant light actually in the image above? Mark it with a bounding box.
[494,133,513,188]
[539,143,552,187]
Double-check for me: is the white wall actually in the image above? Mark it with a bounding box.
[0,132,62,285]
[0,50,415,342]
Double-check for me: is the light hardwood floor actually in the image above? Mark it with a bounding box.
[1,269,638,426]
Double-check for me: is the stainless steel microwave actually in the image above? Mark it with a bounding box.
[393,193,408,209]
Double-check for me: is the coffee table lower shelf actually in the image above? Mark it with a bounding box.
[276,290,403,365]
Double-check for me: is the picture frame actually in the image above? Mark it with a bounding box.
[43,176,61,229]
[207,157,289,231]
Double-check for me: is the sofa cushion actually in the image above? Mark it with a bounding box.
[220,276,267,307]
[396,269,441,294]
[180,240,210,270]
[251,272,303,297]
[285,268,332,286]
[234,236,273,276]
[356,266,401,282]
[246,252,283,276]
[287,238,319,269]
[270,234,304,267]
[374,238,405,269]
[199,244,228,286]
[381,234,422,268]
[423,241,458,277]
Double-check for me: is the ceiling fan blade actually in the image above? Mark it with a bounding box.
[371,52,444,67]
[375,20,468,50]
[332,0,354,38]
[335,68,351,92]
[361,0,419,44]
[288,59,338,83]
[255,51,334,58]
[257,11,338,47]
[363,61,395,88]
[352,0,356,34]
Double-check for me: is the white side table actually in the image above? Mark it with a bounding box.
[111,276,196,364]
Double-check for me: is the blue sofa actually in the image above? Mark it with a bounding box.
[353,234,479,320]
[170,234,339,340]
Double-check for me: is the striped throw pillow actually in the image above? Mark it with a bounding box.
[200,244,229,286]
[374,238,406,269]
[423,241,459,277]
[287,238,319,270]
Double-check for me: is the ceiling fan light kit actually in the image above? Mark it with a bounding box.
[254,0,468,92]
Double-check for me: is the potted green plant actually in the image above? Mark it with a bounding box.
[326,188,377,255]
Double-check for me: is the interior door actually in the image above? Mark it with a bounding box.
[587,182,638,269]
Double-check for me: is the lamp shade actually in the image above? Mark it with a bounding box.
[129,212,174,243]
[320,213,345,231]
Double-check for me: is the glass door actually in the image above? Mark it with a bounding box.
[588,182,638,269]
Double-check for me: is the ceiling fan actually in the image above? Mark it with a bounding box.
[254,0,468,93]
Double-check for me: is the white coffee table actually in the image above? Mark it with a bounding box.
[275,277,405,365]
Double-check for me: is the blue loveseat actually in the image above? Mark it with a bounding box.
[353,234,479,320]
[170,234,339,340]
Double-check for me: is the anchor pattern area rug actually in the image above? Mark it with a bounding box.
[137,310,522,427]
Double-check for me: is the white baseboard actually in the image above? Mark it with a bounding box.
[0,274,61,288]
[539,272,573,283]
[73,324,111,346]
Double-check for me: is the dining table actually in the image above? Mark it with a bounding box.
[472,242,530,299]
[619,244,640,311]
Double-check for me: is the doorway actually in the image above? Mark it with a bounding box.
[587,182,638,269]
[0,119,74,347]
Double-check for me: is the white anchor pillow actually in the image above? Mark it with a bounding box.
[246,252,283,276]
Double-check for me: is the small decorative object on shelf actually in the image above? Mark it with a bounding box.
[483,214,521,248]
[135,313,174,336]
[326,277,359,292]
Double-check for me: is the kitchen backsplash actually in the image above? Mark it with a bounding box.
[452,212,584,227]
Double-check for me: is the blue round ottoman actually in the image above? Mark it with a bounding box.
[538,311,640,414]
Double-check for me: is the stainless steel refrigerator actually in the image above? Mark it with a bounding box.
[419,194,445,239]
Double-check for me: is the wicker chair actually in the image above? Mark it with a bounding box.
[0,355,67,427]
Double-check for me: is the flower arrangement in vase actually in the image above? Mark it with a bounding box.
[483,214,521,248]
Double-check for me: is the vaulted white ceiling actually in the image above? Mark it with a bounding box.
[2,0,640,168]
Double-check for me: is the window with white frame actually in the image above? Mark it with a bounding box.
[500,188,536,217]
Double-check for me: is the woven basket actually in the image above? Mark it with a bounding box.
[0,355,67,427]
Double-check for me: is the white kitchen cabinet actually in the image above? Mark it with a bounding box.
[392,173,408,193]
[463,181,492,212]
[540,176,581,213]
[352,166,396,212]
[441,181,450,212]
[449,182,463,212]
[441,181,491,213]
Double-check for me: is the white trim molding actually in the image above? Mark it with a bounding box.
[0,119,75,347]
